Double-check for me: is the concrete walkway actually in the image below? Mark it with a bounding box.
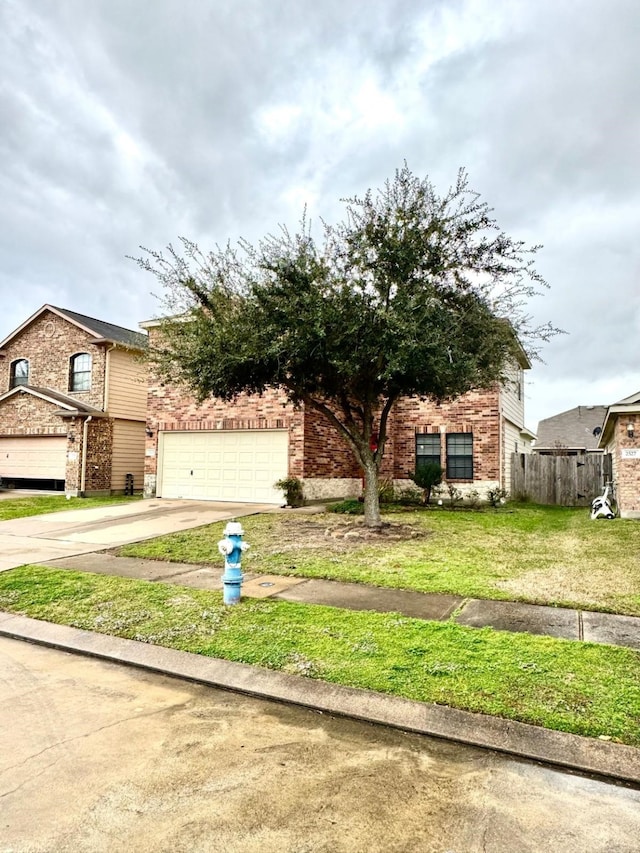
[43,552,640,652]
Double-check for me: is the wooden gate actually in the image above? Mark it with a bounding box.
[510,453,612,506]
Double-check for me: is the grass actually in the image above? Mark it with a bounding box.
[1,564,639,746]
[0,494,142,521]
[119,504,640,616]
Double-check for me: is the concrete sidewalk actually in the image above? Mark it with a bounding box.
[44,552,640,652]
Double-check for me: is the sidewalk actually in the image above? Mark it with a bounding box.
[43,552,640,652]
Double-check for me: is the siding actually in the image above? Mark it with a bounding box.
[110,419,145,492]
[499,362,525,429]
[503,420,521,494]
[106,348,147,420]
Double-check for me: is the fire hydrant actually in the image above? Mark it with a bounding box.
[217,521,249,604]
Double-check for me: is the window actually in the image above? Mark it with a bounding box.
[9,359,29,388]
[416,433,441,468]
[446,433,473,479]
[69,353,92,391]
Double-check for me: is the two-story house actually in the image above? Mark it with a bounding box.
[140,319,532,503]
[0,305,148,495]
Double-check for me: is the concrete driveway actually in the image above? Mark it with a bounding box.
[0,498,273,572]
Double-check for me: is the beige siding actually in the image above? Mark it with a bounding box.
[110,420,145,492]
[106,348,147,420]
[499,362,525,429]
[502,419,522,494]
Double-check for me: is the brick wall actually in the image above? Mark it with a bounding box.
[85,418,114,494]
[615,415,640,516]
[144,329,505,497]
[0,390,68,436]
[388,388,501,482]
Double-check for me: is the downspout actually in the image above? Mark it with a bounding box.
[80,416,93,496]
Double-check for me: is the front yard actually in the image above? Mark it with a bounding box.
[120,504,640,616]
[1,501,639,747]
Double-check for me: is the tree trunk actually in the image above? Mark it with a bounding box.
[362,457,382,527]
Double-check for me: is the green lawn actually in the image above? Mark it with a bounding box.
[0,494,142,521]
[120,504,640,616]
[0,564,638,746]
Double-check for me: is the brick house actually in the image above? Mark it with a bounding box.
[0,306,148,495]
[141,320,532,503]
[598,390,640,518]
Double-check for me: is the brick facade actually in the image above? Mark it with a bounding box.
[144,320,506,500]
[0,307,146,496]
[612,416,640,517]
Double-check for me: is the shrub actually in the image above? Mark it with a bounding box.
[378,478,396,504]
[409,462,443,505]
[274,477,305,507]
[486,486,509,508]
[445,481,463,509]
[327,498,364,515]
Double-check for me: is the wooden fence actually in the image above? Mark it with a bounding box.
[510,453,612,506]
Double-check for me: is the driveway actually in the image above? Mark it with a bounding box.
[3,637,639,853]
[0,498,273,572]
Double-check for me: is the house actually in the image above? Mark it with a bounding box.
[598,391,640,518]
[141,319,533,503]
[533,405,607,455]
[0,305,148,495]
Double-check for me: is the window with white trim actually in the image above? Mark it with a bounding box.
[69,353,92,392]
[9,359,29,388]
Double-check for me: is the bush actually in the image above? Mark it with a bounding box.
[328,498,364,515]
[378,478,396,504]
[409,462,443,505]
[486,486,509,508]
[395,486,423,506]
[445,482,463,509]
[274,477,305,507]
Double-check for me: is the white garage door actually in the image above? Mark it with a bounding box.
[0,436,67,481]
[159,430,289,502]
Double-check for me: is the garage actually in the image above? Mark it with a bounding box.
[158,430,289,502]
[0,436,67,488]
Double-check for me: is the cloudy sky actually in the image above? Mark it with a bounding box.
[1,0,639,431]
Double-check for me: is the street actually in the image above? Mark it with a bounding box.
[1,637,639,853]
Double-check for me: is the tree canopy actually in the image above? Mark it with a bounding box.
[134,166,556,526]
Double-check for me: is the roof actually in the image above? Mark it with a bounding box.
[0,305,148,351]
[598,389,640,446]
[534,405,608,451]
[0,385,104,416]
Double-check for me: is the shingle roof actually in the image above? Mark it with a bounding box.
[535,405,608,450]
[50,307,148,350]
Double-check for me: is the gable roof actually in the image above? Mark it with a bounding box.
[0,385,104,415]
[0,305,148,351]
[535,405,607,451]
[598,389,640,446]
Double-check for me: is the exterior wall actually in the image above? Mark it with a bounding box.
[0,309,107,409]
[144,340,305,496]
[502,420,522,495]
[387,387,502,486]
[111,419,146,493]
[106,347,148,420]
[607,416,640,517]
[0,389,68,437]
[499,362,525,429]
[84,418,113,495]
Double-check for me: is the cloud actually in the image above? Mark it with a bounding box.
[1,0,639,427]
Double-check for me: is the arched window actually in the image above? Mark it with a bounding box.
[9,358,29,388]
[69,353,92,392]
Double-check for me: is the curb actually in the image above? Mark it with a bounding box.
[1,613,639,787]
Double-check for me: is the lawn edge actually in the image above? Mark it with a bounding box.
[1,612,638,787]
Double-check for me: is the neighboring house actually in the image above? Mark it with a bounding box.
[598,390,640,518]
[533,405,608,455]
[141,319,533,503]
[0,306,148,495]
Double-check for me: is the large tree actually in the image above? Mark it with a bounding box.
[134,166,556,526]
